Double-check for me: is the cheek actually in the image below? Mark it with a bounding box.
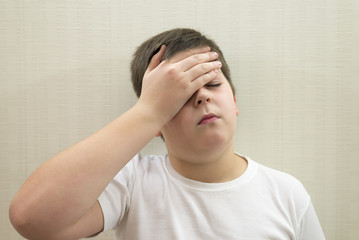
[166,108,192,132]
[221,94,238,119]
[221,92,236,108]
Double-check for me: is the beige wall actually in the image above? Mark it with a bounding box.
[1,1,358,239]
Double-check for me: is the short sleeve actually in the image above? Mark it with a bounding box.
[298,201,326,240]
[98,154,138,231]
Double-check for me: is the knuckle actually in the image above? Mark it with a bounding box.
[200,64,207,72]
[167,66,177,75]
[198,74,208,85]
[179,79,189,90]
[205,71,215,81]
[193,54,202,62]
[193,54,201,62]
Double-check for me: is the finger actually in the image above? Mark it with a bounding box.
[179,51,219,72]
[146,45,166,74]
[191,69,220,90]
[168,46,211,63]
[187,60,222,81]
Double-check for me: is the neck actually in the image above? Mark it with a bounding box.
[168,145,247,183]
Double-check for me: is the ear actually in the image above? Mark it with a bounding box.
[234,96,239,116]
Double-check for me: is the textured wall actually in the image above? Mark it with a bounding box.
[1,1,358,239]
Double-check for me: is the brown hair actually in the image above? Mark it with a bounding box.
[130,28,235,97]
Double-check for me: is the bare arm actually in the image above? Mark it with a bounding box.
[9,45,221,239]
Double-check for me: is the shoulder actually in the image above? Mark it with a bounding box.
[124,154,167,181]
[130,154,166,171]
[259,163,306,190]
[243,156,306,190]
[248,158,311,211]
[110,154,166,184]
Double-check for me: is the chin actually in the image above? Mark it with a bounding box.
[200,133,229,149]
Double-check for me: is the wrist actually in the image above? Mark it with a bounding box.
[132,101,167,132]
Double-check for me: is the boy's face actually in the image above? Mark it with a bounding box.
[159,49,238,162]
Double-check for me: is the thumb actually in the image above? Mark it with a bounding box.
[146,45,166,74]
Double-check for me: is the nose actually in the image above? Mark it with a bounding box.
[194,88,212,107]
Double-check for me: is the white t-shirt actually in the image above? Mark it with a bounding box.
[98,154,325,240]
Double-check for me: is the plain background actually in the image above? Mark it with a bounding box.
[1,0,358,239]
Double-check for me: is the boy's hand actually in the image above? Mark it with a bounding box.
[137,45,221,126]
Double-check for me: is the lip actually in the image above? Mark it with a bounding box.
[198,113,219,125]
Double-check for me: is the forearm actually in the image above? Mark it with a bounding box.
[9,104,161,238]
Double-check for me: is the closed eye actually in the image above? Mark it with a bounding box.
[205,83,222,87]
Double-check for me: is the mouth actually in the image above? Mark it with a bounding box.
[198,113,219,125]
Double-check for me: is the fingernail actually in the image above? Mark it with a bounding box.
[213,52,218,57]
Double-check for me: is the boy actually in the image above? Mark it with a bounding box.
[9,28,325,239]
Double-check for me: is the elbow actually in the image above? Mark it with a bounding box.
[9,198,52,240]
[9,199,35,239]
[9,198,68,240]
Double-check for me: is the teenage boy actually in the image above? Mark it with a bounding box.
[10,28,325,240]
